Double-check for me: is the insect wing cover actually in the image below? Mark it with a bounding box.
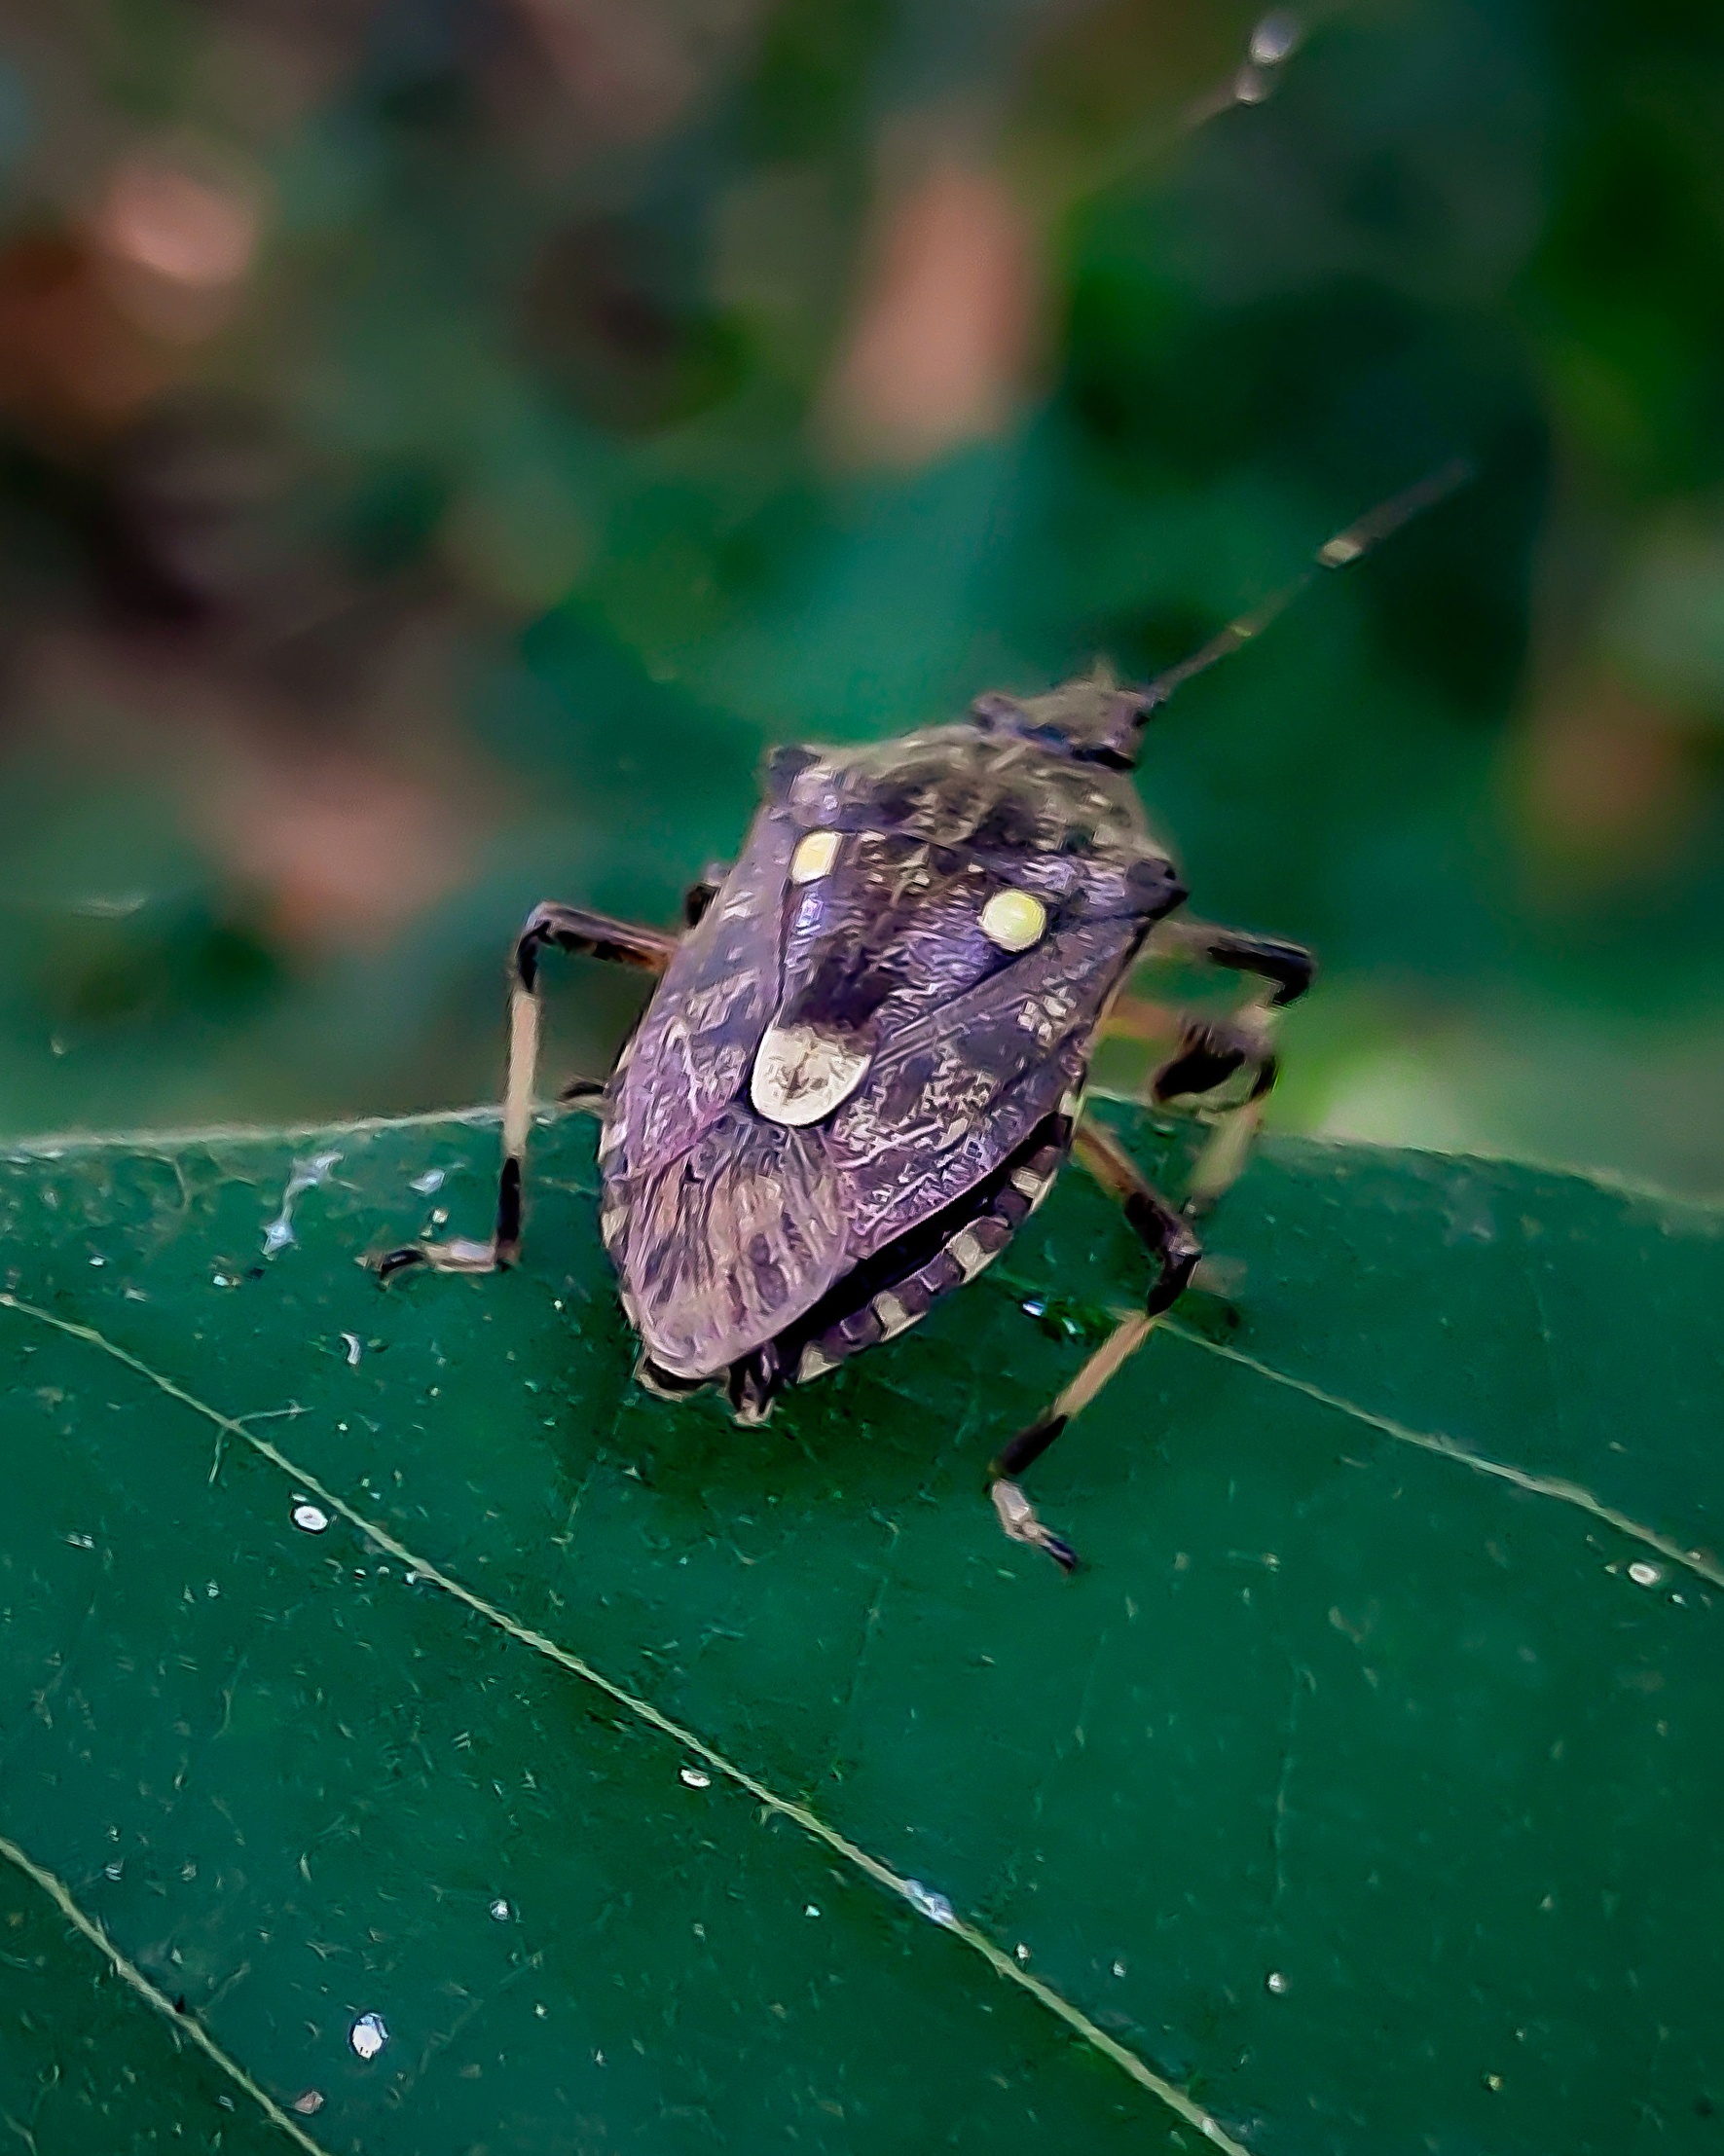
[609,807,794,1182]
[825,912,1146,1254]
[606,1105,849,1379]
[601,718,1183,1381]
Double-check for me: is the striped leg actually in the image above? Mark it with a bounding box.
[1152,1011,1279,1217]
[1108,919,1314,1216]
[988,1120,1200,1571]
[1152,921,1314,1010]
[374,901,677,1280]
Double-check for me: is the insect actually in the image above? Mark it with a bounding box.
[377,460,1469,1570]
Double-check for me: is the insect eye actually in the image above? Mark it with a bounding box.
[979,889,1046,952]
[790,830,840,883]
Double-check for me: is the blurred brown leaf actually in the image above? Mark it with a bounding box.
[818,158,1042,468]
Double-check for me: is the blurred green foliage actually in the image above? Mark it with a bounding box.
[0,0,1720,1189]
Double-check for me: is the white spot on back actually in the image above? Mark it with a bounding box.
[751,1023,872,1128]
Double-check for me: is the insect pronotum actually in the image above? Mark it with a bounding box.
[377,459,1471,1570]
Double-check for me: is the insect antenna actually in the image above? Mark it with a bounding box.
[1138,455,1476,715]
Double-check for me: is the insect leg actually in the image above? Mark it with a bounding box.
[1114,920,1315,1214]
[373,901,678,1280]
[1149,1015,1277,1217]
[514,901,681,979]
[1096,998,1275,1215]
[1149,918,1314,1008]
[988,1121,1200,1571]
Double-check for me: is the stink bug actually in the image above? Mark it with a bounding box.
[377,460,1469,1569]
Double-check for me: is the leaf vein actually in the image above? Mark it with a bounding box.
[0,1291,1248,2156]
[1163,1321,1724,1590]
[0,1829,328,2155]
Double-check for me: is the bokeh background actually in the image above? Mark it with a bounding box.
[0,0,1719,1193]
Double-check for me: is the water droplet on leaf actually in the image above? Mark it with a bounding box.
[349,2011,389,2060]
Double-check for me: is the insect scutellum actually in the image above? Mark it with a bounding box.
[373,460,1471,1572]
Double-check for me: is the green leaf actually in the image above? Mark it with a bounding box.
[0,1106,1719,2152]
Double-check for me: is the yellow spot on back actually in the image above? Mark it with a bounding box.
[790,830,840,883]
[980,888,1046,952]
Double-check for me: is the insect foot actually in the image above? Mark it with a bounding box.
[369,1235,497,1279]
[990,1476,1079,1573]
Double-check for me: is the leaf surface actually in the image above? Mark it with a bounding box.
[0,1107,1719,2152]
